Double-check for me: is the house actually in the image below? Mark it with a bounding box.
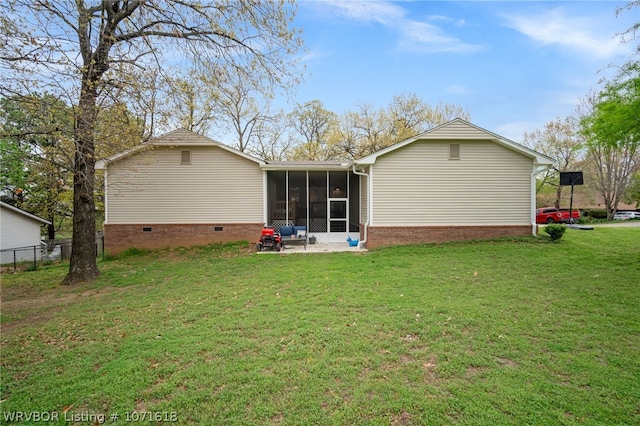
[97,119,554,254]
[355,119,554,247]
[0,201,51,264]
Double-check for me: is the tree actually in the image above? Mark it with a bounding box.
[329,108,373,160]
[388,94,469,142]
[0,138,30,203]
[250,111,295,161]
[0,94,75,239]
[623,171,640,205]
[1,95,145,239]
[344,102,392,158]
[289,100,338,160]
[522,116,585,208]
[211,66,273,152]
[580,63,640,219]
[617,0,640,54]
[1,1,303,284]
[328,95,470,160]
[0,99,31,203]
[163,71,218,136]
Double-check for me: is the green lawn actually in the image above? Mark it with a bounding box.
[1,228,639,425]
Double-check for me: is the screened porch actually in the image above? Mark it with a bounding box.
[266,170,360,241]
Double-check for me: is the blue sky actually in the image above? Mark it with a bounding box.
[286,0,637,142]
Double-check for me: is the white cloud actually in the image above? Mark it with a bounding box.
[319,0,482,54]
[502,7,627,59]
[399,21,482,53]
[300,48,330,63]
[322,0,405,25]
[494,121,540,142]
[447,84,472,95]
[427,15,467,28]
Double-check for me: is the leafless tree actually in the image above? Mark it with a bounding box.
[522,116,586,208]
[1,0,303,283]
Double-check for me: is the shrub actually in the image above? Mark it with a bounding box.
[544,224,567,242]
[578,216,593,224]
[586,209,608,219]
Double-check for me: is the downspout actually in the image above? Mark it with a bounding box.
[103,169,108,226]
[531,168,537,236]
[532,164,552,235]
[263,169,268,226]
[352,164,369,248]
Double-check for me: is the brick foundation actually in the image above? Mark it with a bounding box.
[104,223,264,255]
[364,225,534,249]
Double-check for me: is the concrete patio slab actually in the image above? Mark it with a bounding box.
[256,242,367,254]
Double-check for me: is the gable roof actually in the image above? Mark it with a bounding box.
[355,118,555,166]
[0,201,51,225]
[96,128,264,169]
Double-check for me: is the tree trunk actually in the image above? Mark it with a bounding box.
[62,79,100,284]
[47,220,55,241]
[554,185,562,209]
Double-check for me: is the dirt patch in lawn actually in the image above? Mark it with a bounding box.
[1,284,130,333]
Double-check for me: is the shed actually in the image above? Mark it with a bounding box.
[0,201,51,264]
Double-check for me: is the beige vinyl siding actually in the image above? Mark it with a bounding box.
[371,140,533,226]
[423,120,494,139]
[106,146,263,224]
[153,128,216,145]
[0,208,45,263]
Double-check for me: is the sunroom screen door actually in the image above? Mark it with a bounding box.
[328,199,348,241]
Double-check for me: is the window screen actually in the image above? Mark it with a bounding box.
[181,150,191,164]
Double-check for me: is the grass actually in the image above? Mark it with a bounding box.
[1,228,639,425]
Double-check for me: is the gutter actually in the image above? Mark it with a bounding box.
[352,164,370,249]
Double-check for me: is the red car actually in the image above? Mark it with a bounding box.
[536,207,581,224]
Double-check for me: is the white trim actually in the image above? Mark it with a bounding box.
[262,170,268,226]
[532,164,553,235]
[369,166,374,226]
[0,201,51,225]
[328,198,349,242]
[104,170,109,225]
[261,162,352,171]
[531,167,537,236]
[306,172,310,230]
[351,165,370,248]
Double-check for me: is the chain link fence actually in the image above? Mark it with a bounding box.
[1,235,104,272]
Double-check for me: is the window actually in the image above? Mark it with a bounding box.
[181,150,191,164]
[449,144,460,160]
